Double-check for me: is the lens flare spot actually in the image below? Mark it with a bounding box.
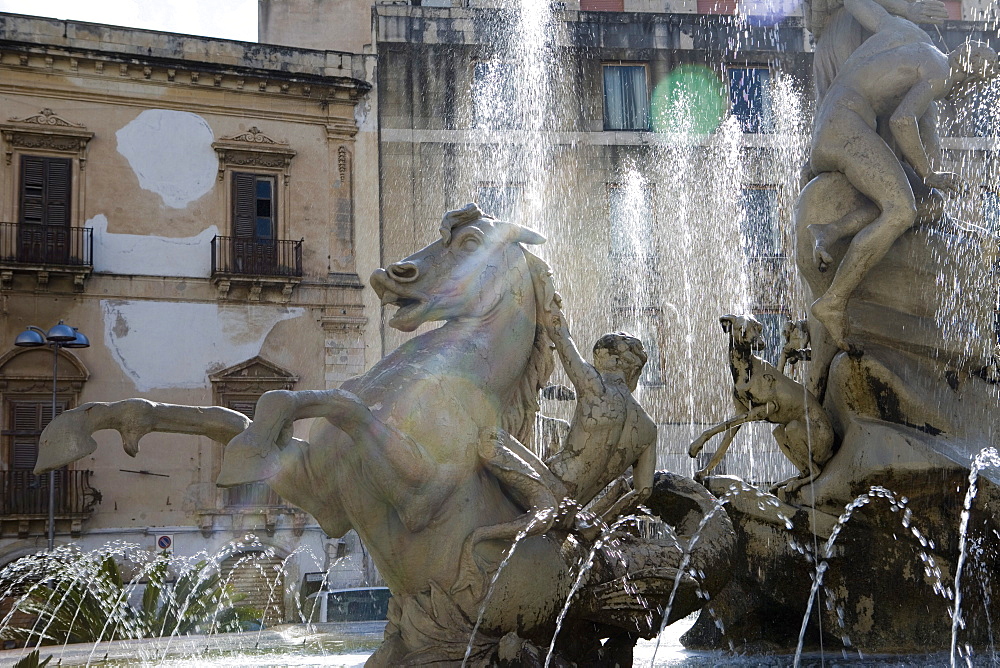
[651,65,727,137]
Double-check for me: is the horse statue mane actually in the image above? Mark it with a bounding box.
[502,247,555,444]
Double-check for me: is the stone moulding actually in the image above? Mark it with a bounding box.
[212,127,296,182]
[1,108,93,167]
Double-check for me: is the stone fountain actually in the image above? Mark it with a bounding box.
[27,0,1000,664]
[34,203,736,665]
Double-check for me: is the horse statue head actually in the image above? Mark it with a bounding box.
[370,203,546,332]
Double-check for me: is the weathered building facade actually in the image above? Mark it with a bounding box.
[259,0,1000,480]
[0,12,381,619]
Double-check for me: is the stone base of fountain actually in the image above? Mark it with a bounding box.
[684,465,1000,654]
[683,170,1000,655]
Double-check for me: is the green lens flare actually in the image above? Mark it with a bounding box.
[651,64,726,136]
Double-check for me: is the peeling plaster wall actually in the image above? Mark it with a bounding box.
[115,109,217,209]
[87,215,217,277]
[101,300,304,391]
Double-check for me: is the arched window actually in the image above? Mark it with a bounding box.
[0,347,97,537]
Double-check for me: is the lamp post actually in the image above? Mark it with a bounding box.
[15,321,90,551]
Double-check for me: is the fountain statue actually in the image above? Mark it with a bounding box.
[683,0,1000,657]
[21,0,1000,660]
[35,203,736,665]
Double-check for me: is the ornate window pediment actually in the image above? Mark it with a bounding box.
[212,127,296,182]
[209,356,298,400]
[0,347,89,396]
[1,109,94,168]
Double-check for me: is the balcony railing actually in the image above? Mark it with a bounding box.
[211,236,303,278]
[0,470,99,516]
[0,222,93,267]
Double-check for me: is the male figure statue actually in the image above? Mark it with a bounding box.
[808,0,998,347]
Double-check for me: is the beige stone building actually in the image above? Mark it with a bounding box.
[0,12,381,620]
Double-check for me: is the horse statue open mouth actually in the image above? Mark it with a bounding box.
[36,203,735,666]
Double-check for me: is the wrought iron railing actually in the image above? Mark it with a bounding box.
[211,236,303,278]
[0,222,93,267]
[0,470,99,516]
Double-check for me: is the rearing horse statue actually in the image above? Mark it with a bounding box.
[36,204,735,665]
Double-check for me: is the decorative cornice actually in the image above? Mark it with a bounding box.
[9,108,84,128]
[0,42,371,99]
[219,126,280,145]
[212,127,296,182]
[1,109,93,166]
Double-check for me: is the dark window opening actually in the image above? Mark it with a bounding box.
[603,65,650,131]
[729,67,773,133]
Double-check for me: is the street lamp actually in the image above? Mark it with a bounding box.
[15,321,90,551]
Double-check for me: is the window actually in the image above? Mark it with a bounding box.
[0,347,95,527]
[697,0,739,13]
[630,314,666,386]
[603,65,650,131]
[699,0,798,16]
[472,60,521,130]
[477,184,523,223]
[0,109,93,283]
[609,180,654,262]
[983,189,1000,234]
[209,356,298,510]
[964,79,1000,138]
[231,172,278,275]
[739,186,780,258]
[729,67,773,133]
[18,156,72,265]
[211,127,300,296]
[6,400,65,472]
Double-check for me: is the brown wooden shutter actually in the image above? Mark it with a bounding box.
[222,552,285,626]
[8,401,65,470]
[45,159,71,227]
[232,173,256,239]
[228,400,257,420]
[19,157,71,227]
[19,157,46,225]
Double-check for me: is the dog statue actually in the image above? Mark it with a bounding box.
[689,314,835,498]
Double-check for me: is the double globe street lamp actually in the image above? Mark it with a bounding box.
[14,321,90,551]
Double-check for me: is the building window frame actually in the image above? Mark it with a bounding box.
[213,127,295,242]
[0,347,89,455]
[603,63,651,132]
[0,110,94,286]
[739,185,782,259]
[208,356,298,511]
[728,65,774,134]
[0,109,92,226]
